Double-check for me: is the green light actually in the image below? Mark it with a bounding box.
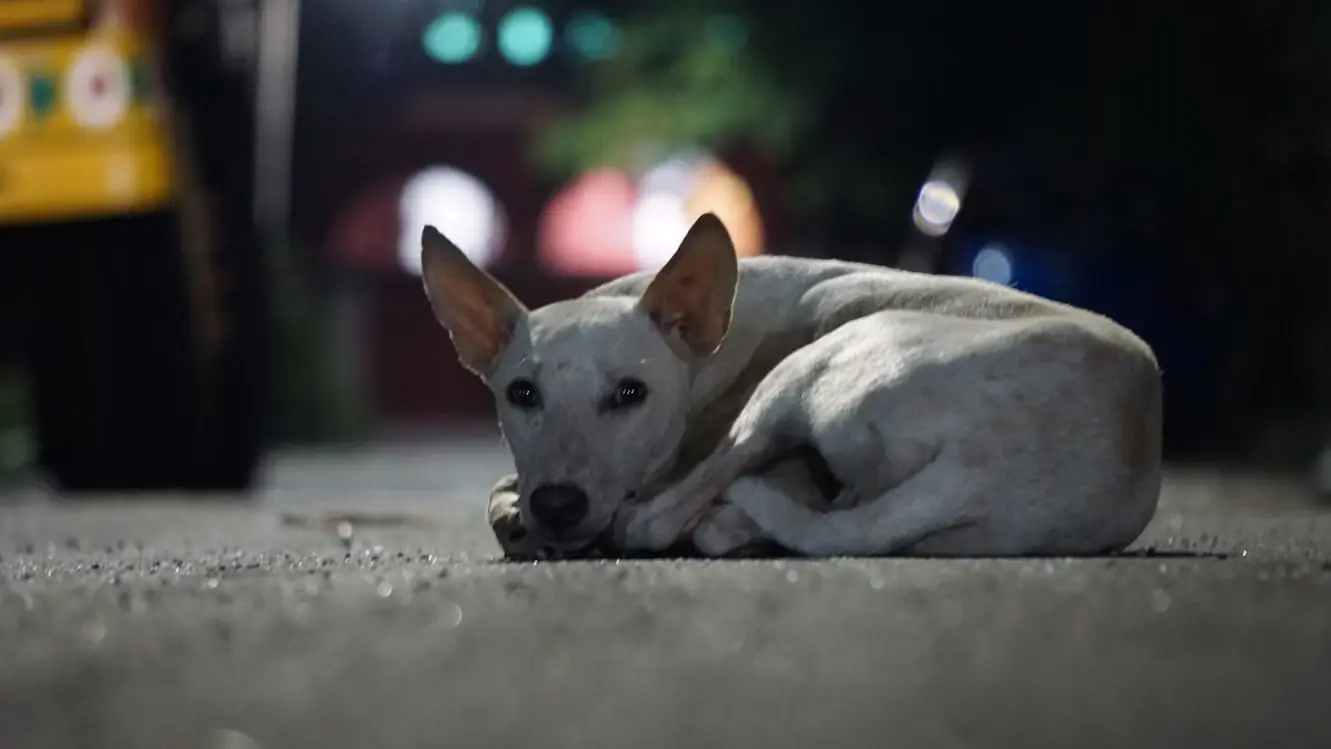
[28,72,56,119]
[566,12,619,61]
[497,7,553,67]
[423,12,482,64]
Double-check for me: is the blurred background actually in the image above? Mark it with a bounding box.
[0,0,1328,496]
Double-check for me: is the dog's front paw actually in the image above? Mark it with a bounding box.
[614,502,657,551]
[617,490,715,552]
[491,507,547,560]
[488,474,552,560]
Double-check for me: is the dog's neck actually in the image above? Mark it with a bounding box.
[669,319,816,474]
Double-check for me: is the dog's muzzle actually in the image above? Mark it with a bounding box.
[528,483,591,534]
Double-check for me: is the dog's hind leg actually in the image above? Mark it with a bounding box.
[691,504,767,556]
[723,457,976,557]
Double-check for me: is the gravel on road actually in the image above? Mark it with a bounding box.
[1,442,1329,749]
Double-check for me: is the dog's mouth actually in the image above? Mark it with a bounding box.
[508,492,641,560]
[516,523,617,560]
[526,514,616,553]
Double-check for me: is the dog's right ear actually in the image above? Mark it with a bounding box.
[638,213,739,358]
[420,226,528,376]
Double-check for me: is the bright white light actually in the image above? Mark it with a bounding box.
[398,166,503,274]
[631,191,691,270]
[640,151,707,195]
[971,244,1013,286]
[912,179,961,237]
[632,151,709,270]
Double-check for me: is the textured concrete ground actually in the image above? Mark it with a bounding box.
[1,436,1329,749]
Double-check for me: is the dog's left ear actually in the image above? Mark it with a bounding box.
[638,213,739,357]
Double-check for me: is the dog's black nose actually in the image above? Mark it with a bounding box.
[528,484,590,533]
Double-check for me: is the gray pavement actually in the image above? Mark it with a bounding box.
[2,436,1331,749]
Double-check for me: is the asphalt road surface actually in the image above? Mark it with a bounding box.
[2,435,1331,749]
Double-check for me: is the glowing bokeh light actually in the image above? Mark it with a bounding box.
[423,12,482,64]
[684,161,764,259]
[567,12,620,60]
[632,191,694,270]
[497,7,553,67]
[538,168,639,276]
[538,150,765,276]
[912,178,961,237]
[971,244,1014,286]
[398,167,504,274]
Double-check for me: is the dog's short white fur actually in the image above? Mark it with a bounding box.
[421,213,1162,558]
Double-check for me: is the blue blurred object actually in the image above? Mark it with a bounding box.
[949,237,1217,453]
[947,237,1073,301]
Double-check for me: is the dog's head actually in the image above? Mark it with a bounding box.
[421,213,739,551]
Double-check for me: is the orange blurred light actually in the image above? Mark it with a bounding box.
[683,161,763,258]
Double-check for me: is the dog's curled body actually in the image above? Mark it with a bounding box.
[420,216,1162,559]
[614,266,1161,557]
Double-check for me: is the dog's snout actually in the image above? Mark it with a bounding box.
[528,483,590,533]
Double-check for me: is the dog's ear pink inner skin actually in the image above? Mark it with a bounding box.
[419,225,528,376]
[637,212,740,358]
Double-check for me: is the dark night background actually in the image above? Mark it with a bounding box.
[2,0,1330,487]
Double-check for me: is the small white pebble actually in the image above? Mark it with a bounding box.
[82,620,107,643]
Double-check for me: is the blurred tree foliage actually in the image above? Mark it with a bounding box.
[539,0,1331,462]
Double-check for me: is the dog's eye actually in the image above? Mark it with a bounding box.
[505,379,541,410]
[607,378,649,411]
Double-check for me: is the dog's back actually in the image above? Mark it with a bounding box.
[589,255,1157,480]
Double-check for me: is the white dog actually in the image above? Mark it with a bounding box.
[420,214,1162,558]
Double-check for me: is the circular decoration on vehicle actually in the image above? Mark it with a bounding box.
[0,56,25,138]
[65,45,130,130]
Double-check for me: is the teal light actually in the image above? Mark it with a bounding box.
[28,72,56,119]
[566,12,619,61]
[423,12,482,64]
[497,7,553,67]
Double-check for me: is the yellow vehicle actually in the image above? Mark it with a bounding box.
[0,0,268,491]
[0,0,175,223]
